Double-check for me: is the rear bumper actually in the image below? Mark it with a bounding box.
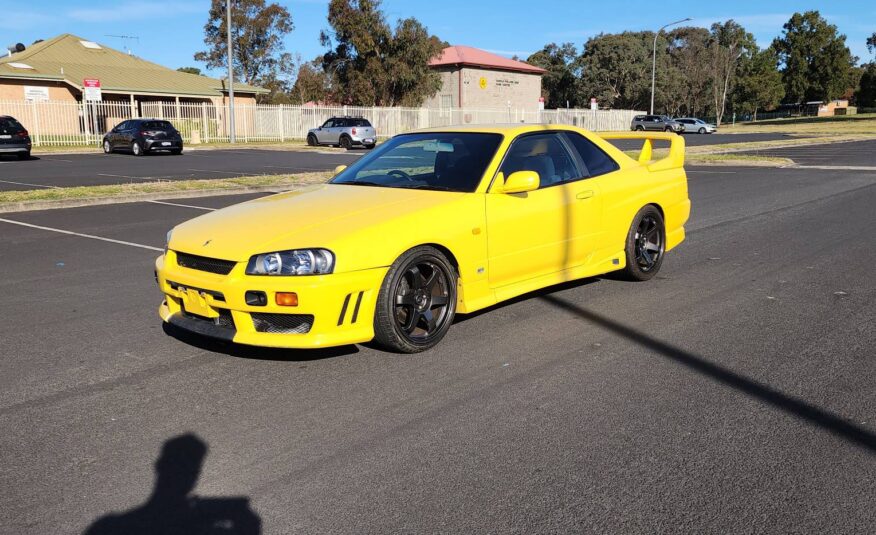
[156,251,387,348]
[144,139,183,151]
[0,143,31,153]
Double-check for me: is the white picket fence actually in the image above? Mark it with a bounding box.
[0,99,644,146]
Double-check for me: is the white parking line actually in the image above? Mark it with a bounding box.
[187,168,235,174]
[0,179,60,189]
[146,200,216,211]
[0,218,163,251]
[97,173,157,181]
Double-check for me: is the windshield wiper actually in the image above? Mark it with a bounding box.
[343,181,387,187]
[398,184,452,191]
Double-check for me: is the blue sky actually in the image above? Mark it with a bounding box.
[3,0,874,76]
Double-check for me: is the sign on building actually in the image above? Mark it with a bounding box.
[24,86,50,101]
[83,79,102,101]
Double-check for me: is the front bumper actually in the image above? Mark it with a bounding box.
[156,251,387,348]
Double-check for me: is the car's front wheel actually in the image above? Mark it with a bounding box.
[635,125,645,131]
[132,141,144,156]
[307,134,317,146]
[620,205,666,281]
[698,127,706,134]
[373,246,457,353]
[103,140,112,154]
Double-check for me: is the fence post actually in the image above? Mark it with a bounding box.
[278,105,285,142]
[29,101,41,147]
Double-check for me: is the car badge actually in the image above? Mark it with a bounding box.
[202,239,212,247]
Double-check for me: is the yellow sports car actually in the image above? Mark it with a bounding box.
[156,125,689,352]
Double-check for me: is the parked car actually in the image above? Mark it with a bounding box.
[675,118,717,134]
[631,115,684,133]
[157,125,690,353]
[0,115,32,160]
[103,118,183,156]
[307,117,377,149]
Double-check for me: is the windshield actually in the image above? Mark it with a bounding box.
[330,132,503,193]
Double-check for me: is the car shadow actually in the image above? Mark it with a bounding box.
[0,155,40,161]
[162,323,359,362]
[82,433,261,534]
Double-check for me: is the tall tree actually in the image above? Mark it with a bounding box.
[665,27,712,117]
[576,32,665,111]
[856,33,876,107]
[734,48,785,120]
[195,0,294,87]
[320,0,444,106]
[771,11,856,103]
[527,43,579,108]
[708,20,756,126]
[291,58,329,104]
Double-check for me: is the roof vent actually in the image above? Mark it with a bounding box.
[80,40,102,50]
[8,62,34,70]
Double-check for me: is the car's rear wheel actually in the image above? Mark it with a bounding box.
[339,135,352,150]
[132,141,144,156]
[620,205,665,281]
[103,140,112,154]
[307,134,317,146]
[698,127,706,134]
[664,126,673,132]
[373,246,457,353]
[635,125,645,131]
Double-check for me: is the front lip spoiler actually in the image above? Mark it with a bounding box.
[167,312,235,342]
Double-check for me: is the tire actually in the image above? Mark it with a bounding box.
[339,135,352,150]
[103,140,112,154]
[373,246,458,353]
[17,151,30,160]
[132,141,144,156]
[620,205,666,281]
[170,149,182,155]
[635,125,645,131]
[365,144,376,150]
[307,134,317,146]
[664,126,673,132]
[698,127,706,134]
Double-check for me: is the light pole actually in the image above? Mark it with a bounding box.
[227,0,236,143]
[650,17,691,114]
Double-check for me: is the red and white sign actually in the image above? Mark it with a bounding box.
[538,96,545,110]
[83,78,102,101]
[590,97,598,111]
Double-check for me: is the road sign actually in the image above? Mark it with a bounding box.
[83,79,102,102]
[590,97,598,111]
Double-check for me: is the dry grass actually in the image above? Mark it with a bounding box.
[721,114,876,135]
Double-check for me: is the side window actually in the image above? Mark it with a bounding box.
[322,119,334,128]
[116,121,130,131]
[499,133,581,188]
[564,132,620,178]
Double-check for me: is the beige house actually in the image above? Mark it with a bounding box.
[424,45,546,113]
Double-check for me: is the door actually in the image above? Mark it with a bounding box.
[485,132,597,288]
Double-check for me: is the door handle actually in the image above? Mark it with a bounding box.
[576,190,595,200]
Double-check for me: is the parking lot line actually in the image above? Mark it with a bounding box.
[145,200,216,211]
[0,217,163,251]
[0,179,60,189]
[96,173,158,181]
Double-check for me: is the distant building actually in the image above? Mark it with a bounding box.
[0,34,265,108]
[425,45,545,112]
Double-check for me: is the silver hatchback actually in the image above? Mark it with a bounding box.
[307,116,377,149]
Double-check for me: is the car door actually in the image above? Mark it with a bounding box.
[108,121,124,148]
[121,120,137,147]
[323,119,341,144]
[485,132,590,289]
[645,116,658,131]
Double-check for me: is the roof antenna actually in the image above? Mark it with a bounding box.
[104,34,140,55]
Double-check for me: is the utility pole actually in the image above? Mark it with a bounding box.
[651,17,691,114]
[227,0,236,143]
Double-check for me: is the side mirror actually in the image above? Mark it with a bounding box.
[502,170,539,194]
[333,165,347,176]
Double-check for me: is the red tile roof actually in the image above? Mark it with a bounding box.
[428,45,546,75]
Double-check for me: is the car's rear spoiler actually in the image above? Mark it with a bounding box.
[597,132,685,172]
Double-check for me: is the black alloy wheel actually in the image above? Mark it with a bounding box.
[307,134,317,146]
[374,246,457,353]
[339,135,352,149]
[620,205,666,281]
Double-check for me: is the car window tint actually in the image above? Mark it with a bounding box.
[322,120,334,128]
[349,118,371,127]
[116,121,129,131]
[564,132,620,178]
[0,118,23,130]
[499,133,580,188]
[142,121,173,130]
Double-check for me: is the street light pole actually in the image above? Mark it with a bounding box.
[227,0,236,143]
[650,17,691,114]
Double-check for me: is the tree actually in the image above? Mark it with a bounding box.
[734,48,784,120]
[291,58,329,104]
[708,20,756,126]
[319,0,444,106]
[527,43,579,108]
[771,11,856,103]
[856,33,876,107]
[195,0,294,87]
[576,32,663,111]
[665,27,712,117]
[177,67,203,75]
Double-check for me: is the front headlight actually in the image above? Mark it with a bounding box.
[246,249,334,276]
[165,228,173,253]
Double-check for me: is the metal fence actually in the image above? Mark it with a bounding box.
[0,99,644,146]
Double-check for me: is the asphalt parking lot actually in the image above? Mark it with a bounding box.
[2,138,874,533]
[0,133,803,192]
[0,148,362,191]
[738,138,876,167]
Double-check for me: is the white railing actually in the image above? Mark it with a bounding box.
[0,99,644,146]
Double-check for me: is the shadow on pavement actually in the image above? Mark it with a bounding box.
[82,433,261,534]
[163,323,359,361]
[539,294,876,453]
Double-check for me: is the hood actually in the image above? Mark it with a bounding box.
[169,184,465,263]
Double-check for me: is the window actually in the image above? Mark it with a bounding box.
[79,40,102,49]
[331,132,502,193]
[115,121,131,131]
[142,120,175,130]
[7,62,33,70]
[0,117,24,131]
[564,132,620,178]
[348,118,371,127]
[321,119,334,128]
[499,133,580,188]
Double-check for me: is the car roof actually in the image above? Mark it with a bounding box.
[409,123,590,136]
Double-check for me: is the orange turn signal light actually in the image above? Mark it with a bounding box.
[275,292,298,307]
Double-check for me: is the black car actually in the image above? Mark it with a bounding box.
[103,118,183,156]
[0,115,32,160]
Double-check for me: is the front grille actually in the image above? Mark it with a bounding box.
[176,252,236,275]
[251,313,314,334]
[181,304,235,329]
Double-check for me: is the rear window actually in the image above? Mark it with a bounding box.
[348,118,371,127]
[0,118,23,130]
[141,121,175,130]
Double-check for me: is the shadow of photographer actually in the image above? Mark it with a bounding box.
[83,433,261,534]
